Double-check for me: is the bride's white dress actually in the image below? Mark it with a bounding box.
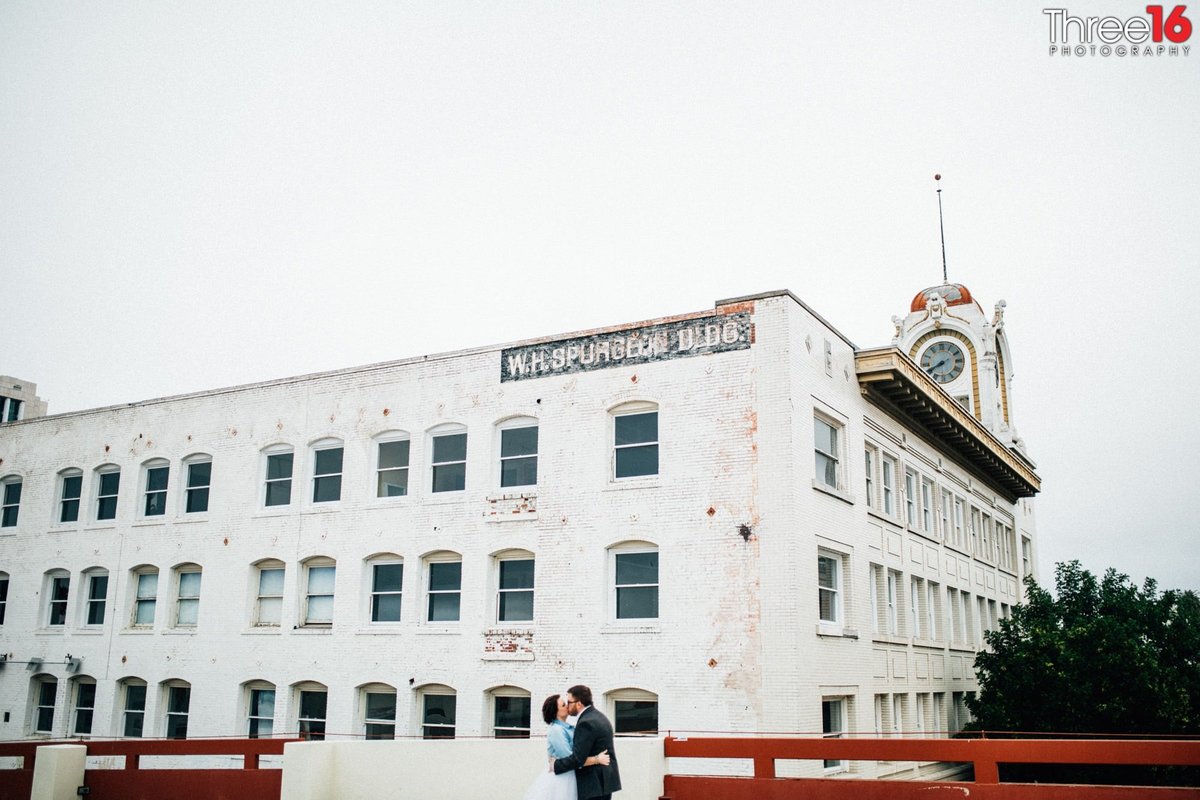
[523,720,578,800]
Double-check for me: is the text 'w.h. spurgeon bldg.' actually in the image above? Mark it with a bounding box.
[0,284,1038,777]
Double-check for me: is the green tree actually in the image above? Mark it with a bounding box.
[969,560,1200,736]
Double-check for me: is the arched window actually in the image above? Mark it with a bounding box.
[262,444,295,507]
[365,553,403,624]
[139,458,170,518]
[182,453,212,513]
[244,680,276,738]
[606,687,658,736]
[0,570,9,625]
[310,438,344,503]
[94,464,121,521]
[428,424,467,493]
[161,679,191,739]
[488,685,531,738]
[608,541,658,621]
[423,551,462,623]
[416,683,456,738]
[374,432,411,498]
[81,567,109,627]
[293,681,328,740]
[301,556,336,626]
[251,559,285,627]
[492,548,534,624]
[359,682,398,739]
[44,569,70,627]
[610,401,658,479]
[30,674,58,735]
[1,475,22,528]
[172,563,203,627]
[118,677,147,737]
[56,468,83,523]
[497,417,538,488]
[69,675,97,736]
[130,565,159,628]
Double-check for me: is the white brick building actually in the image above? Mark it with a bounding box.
[0,287,1038,765]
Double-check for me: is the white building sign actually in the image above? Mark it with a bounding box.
[501,312,752,382]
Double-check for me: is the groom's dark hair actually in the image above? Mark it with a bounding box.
[567,684,593,707]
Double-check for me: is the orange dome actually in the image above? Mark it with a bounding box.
[910,283,975,312]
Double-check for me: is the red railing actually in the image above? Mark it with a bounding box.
[0,737,299,800]
[662,735,1200,800]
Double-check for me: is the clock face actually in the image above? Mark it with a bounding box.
[920,341,966,383]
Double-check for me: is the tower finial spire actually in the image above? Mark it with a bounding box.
[935,173,948,283]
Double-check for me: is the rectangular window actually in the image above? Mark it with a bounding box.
[422,693,456,739]
[497,558,534,622]
[1022,537,1033,578]
[927,581,939,641]
[500,425,538,487]
[298,690,327,741]
[371,562,403,622]
[822,698,845,769]
[910,577,922,638]
[933,693,945,737]
[940,488,952,541]
[34,680,56,733]
[961,591,973,645]
[886,571,898,635]
[5,398,21,422]
[1,480,21,527]
[892,694,904,736]
[312,447,343,503]
[431,433,467,492]
[614,551,658,619]
[165,686,190,739]
[0,576,8,625]
[376,440,410,497]
[143,466,168,517]
[813,417,839,488]
[49,575,70,626]
[123,684,147,737]
[97,469,120,521]
[920,478,934,533]
[869,565,880,635]
[427,561,462,622]
[969,508,981,555]
[614,411,658,479]
[915,693,928,735]
[493,695,531,738]
[134,572,157,626]
[882,457,896,515]
[613,698,659,735]
[904,468,917,527]
[86,574,108,626]
[864,448,875,508]
[305,565,336,625]
[364,691,397,740]
[264,452,293,507]
[953,498,966,549]
[73,682,96,736]
[185,461,211,513]
[248,688,275,738]
[176,571,201,626]
[817,554,840,624]
[60,474,82,523]
[256,567,284,626]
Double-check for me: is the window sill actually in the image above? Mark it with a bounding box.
[485,625,535,635]
[174,515,210,524]
[913,637,945,649]
[356,625,405,635]
[948,644,978,654]
[74,628,105,636]
[605,477,660,492]
[83,524,118,532]
[870,633,909,646]
[35,628,67,635]
[242,627,283,635]
[293,626,333,634]
[811,480,854,505]
[163,629,197,636]
[131,519,168,527]
[601,623,660,634]
[866,509,902,526]
[815,623,858,639]
[417,626,462,635]
[120,628,156,635]
[302,505,341,515]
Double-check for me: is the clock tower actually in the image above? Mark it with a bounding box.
[892,282,1027,457]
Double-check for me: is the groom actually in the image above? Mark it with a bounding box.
[553,684,622,799]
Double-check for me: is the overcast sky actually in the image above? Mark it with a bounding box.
[2,2,1197,591]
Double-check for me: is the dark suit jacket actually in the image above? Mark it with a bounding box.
[553,706,622,799]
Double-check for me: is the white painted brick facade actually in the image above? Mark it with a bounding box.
[0,290,1038,768]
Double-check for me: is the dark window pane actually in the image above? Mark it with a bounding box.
[314,448,343,475]
[0,507,16,527]
[365,723,395,740]
[378,440,410,469]
[429,562,461,591]
[432,433,467,463]
[494,696,530,731]
[186,462,211,487]
[300,691,327,719]
[265,480,291,507]
[373,564,403,592]
[366,693,396,721]
[432,463,465,492]
[4,481,22,503]
[372,593,402,622]
[124,712,144,737]
[500,427,538,457]
[63,475,82,500]
[99,471,120,495]
[615,552,658,585]
[61,498,80,523]
[500,456,537,487]
[168,713,190,740]
[313,475,342,502]
[614,700,658,734]
[97,496,118,520]
[186,487,209,513]
[146,467,168,492]
[378,469,409,497]
[428,592,460,622]
[499,560,534,590]
[615,444,658,478]
[75,708,94,735]
[615,412,657,446]
[266,453,293,480]
[499,591,533,621]
[168,687,191,713]
[616,586,658,619]
[126,685,146,710]
[423,695,456,725]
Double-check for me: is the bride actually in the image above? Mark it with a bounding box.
[524,694,609,800]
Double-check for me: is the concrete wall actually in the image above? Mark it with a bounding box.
[279,736,666,800]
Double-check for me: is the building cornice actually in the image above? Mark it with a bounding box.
[855,347,1040,500]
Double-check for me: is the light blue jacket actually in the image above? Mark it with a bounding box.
[547,719,575,758]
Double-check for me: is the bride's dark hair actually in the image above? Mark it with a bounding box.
[541,694,561,725]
